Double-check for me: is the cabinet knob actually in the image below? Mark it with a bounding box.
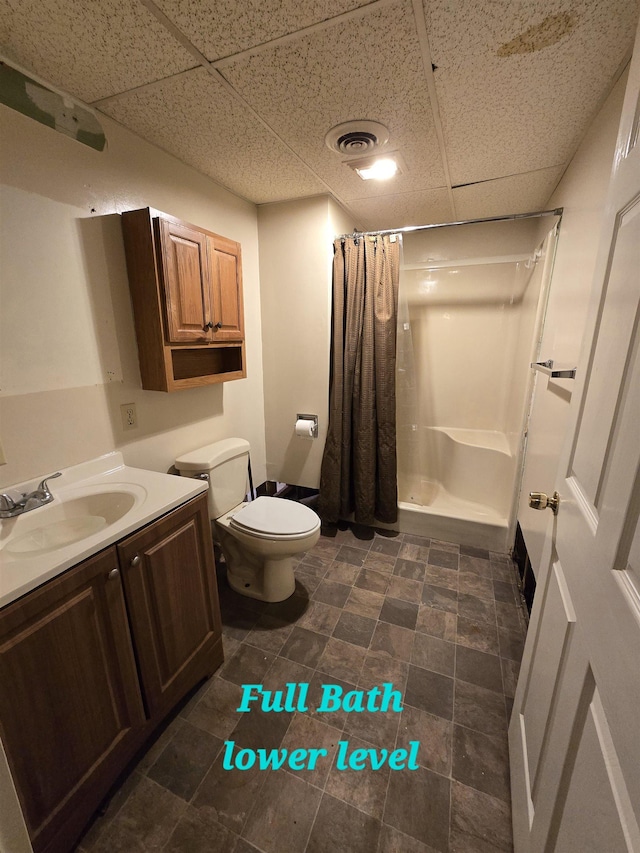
[130,555,141,567]
[108,568,120,581]
[203,321,214,330]
[214,322,223,330]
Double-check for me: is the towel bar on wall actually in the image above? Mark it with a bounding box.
[531,360,577,379]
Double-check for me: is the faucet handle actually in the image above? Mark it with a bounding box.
[37,472,62,494]
[0,492,18,512]
[0,488,27,516]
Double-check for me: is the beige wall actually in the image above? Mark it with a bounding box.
[0,105,267,489]
[258,196,353,488]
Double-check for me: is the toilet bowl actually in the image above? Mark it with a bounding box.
[175,438,320,602]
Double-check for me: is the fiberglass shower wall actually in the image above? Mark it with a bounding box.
[396,215,560,551]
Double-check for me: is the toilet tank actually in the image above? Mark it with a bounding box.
[175,438,250,519]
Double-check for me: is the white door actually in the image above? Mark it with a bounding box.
[509,18,640,853]
[516,75,626,577]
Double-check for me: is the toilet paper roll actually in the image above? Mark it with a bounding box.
[295,418,316,438]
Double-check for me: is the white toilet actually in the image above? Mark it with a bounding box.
[175,438,321,602]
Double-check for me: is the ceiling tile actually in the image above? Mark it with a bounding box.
[100,68,326,203]
[221,0,446,205]
[155,0,373,61]
[346,188,453,230]
[452,166,565,220]
[0,0,196,103]
[425,0,639,185]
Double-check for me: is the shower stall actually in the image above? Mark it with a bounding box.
[395,212,561,551]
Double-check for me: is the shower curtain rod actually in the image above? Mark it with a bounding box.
[337,207,563,240]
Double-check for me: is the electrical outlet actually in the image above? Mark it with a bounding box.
[120,403,137,431]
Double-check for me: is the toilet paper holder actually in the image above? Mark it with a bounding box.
[296,413,318,438]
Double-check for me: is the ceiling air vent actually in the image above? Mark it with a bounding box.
[325,120,390,155]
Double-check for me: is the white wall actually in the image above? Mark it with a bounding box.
[0,105,267,489]
[258,195,353,488]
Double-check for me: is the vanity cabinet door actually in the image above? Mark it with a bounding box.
[0,547,145,853]
[156,218,212,343]
[155,218,244,344]
[117,493,222,721]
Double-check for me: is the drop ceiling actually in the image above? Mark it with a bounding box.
[1,0,638,229]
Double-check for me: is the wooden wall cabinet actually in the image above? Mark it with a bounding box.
[0,494,222,853]
[121,207,245,391]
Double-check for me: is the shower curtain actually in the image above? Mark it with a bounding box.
[318,233,400,526]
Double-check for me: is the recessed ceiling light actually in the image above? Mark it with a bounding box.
[346,152,406,181]
[355,158,398,180]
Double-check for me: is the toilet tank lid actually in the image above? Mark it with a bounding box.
[175,438,250,471]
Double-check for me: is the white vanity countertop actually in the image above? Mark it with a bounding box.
[0,452,208,608]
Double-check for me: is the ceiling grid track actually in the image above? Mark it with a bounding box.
[453,162,570,189]
[211,0,398,68]
[129,0,363,214]
[410,0,457,220]
[136,0,211,68]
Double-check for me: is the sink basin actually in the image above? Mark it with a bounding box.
[2,490,139,556]
[0,452,209,609]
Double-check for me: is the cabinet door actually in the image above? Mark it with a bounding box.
[157,218,212,343]
[209,235,244,341]
[0,548,145,852]
[117,495,222,720]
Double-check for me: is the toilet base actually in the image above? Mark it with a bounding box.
[213,513,320,603]
[227,555,296,602]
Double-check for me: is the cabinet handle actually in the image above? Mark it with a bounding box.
[214,322,223,330]
[130,555,141,567]
[203,322,214,330]
[108,568,120,581]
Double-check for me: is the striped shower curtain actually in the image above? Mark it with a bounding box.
[318,233,400,526]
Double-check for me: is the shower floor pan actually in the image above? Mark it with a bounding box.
[396,481,510,552]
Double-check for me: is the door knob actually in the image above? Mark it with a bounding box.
[529,491,560,514]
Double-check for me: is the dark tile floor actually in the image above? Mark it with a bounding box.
[77,526,528,853]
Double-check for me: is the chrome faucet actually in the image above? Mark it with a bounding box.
[0,472,62,518]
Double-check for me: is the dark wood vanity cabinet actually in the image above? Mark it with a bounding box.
[0,548,145,853]
[116,496,222,720]
[121,207,245,391]
[0,493,222,853]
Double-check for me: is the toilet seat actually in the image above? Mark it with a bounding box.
[228,496,320,540]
